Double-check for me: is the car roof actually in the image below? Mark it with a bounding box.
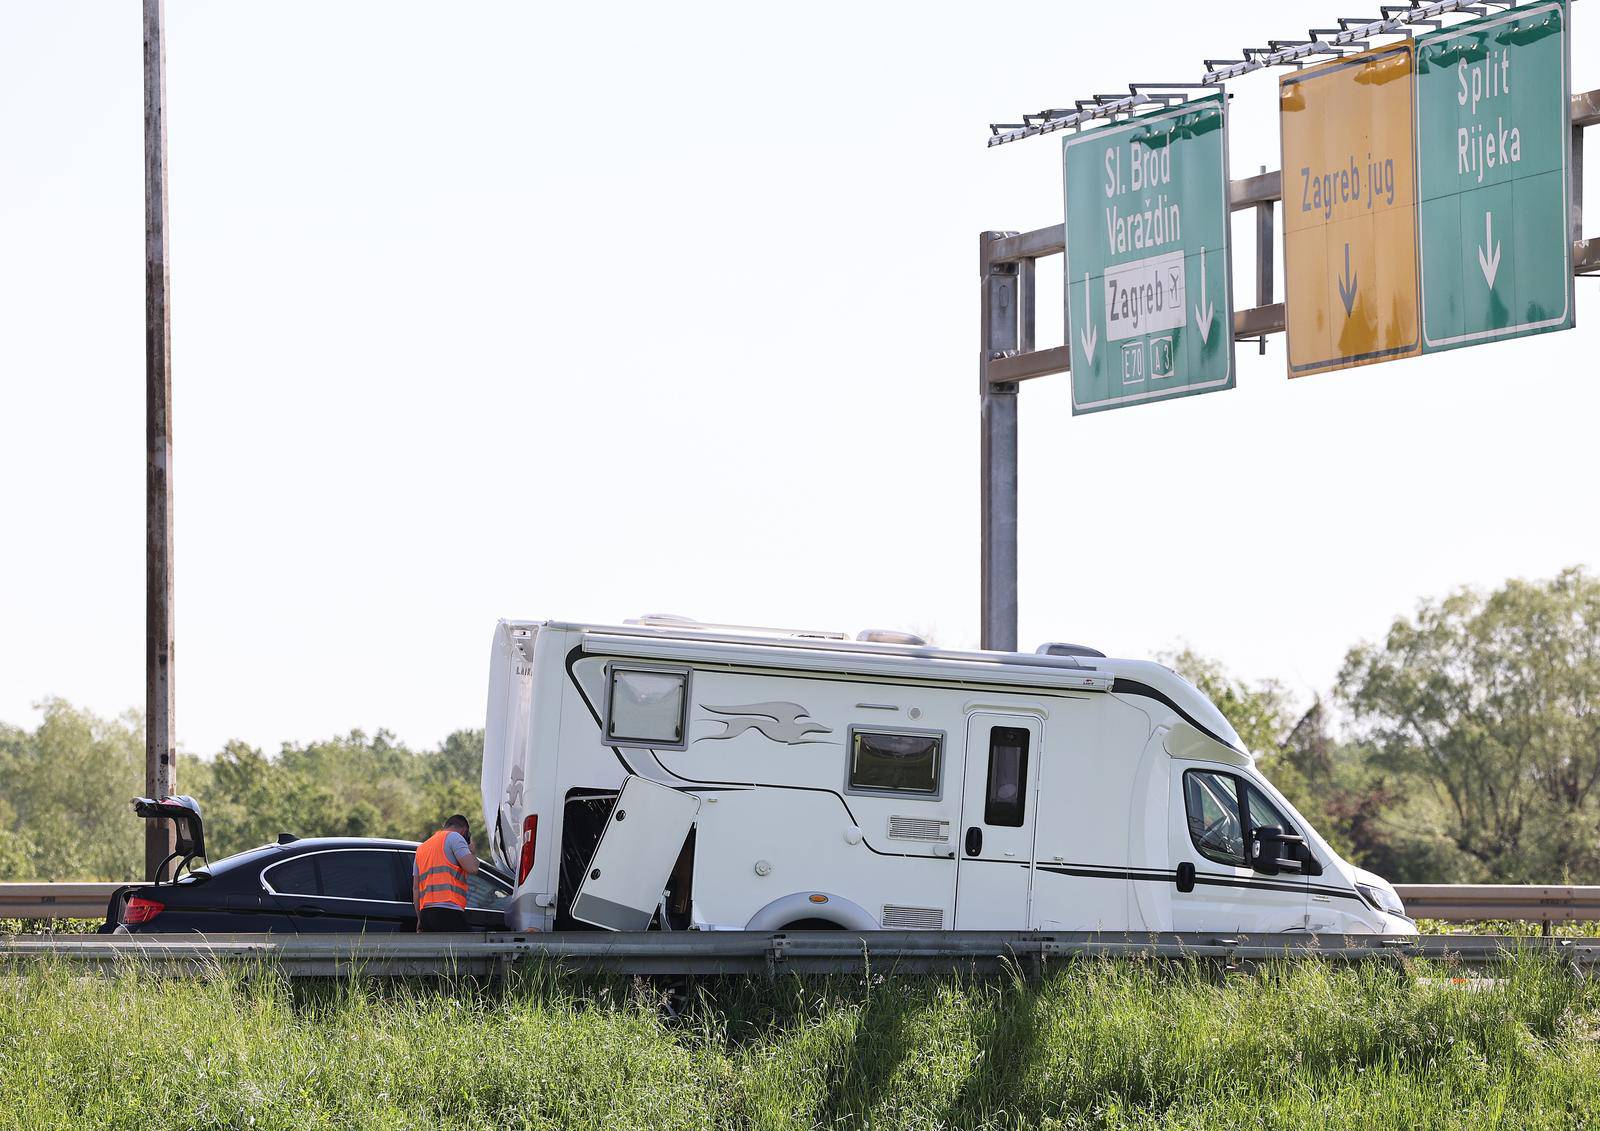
[229,836,512,880]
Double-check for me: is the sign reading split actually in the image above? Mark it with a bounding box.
[1415,0,1572,352]
[1062,93,1234,413]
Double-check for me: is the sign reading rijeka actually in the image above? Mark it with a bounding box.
[1062,93,1233,414]
[1280,43,1421,377]
[1416,0,1573,352]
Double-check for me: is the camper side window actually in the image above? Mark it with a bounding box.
[846,729,942,798]
[983,726,1030,827]
[1182,770,1247,867]
[604,665,689,749]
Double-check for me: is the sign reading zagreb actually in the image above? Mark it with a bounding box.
[1280,43,1421,377]
[1062,93,1234,414]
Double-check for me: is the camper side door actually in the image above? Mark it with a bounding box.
[1168,763,1308,933]
[953,713,1041,929]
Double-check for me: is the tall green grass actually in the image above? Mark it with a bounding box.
[1,957,1596,1130]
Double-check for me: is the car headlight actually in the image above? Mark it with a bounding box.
[1356,882,1407,917]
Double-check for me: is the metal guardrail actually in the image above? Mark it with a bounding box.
[1395,884,1600,926]
[0,882,119,920]
[2,930,1597,978]
[5,883,1600,926]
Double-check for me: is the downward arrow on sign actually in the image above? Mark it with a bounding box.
[1478,211,1501,288]
[1337,242,1358,317]
[1193,246,1215,345]
[1079,272,1098,364]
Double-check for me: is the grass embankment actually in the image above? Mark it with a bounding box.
[1,956,1597,1130]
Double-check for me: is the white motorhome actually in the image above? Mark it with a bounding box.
[480,616,1412,936]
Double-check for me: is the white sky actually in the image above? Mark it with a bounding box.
[1,2,1595,757]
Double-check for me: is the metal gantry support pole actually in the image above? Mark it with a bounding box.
[144,0,176,880]
[979,232,1020,653]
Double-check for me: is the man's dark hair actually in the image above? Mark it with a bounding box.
[444,814,470,836]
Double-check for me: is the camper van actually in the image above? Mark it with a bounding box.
[480,616,1412,936]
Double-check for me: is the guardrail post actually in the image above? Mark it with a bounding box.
[980,231,1020,653]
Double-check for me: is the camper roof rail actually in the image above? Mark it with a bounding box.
[626,614,850,640]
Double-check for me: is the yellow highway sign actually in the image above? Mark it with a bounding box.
[1280,43,1420,377]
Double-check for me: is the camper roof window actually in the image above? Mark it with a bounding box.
[605,665,690,749]
[847,729,943,798]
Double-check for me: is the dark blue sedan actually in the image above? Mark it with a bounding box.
[100,796,513,933]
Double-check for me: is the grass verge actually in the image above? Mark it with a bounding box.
[1,954,1597,1130]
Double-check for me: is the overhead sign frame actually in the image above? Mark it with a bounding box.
[1062,92,1235,413]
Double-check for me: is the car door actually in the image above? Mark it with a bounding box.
[1168,766,1308,933]
[261,849,414,932]
[954,713,1042,929]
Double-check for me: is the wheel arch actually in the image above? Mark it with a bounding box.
[744,891,879,931]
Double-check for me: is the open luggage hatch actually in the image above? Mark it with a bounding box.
[132,795,207,882]
[571,776,699,931]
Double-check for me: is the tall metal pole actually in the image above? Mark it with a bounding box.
[144,0,176,880]
[979,232,1019,653]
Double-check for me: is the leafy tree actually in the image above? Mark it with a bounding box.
[0,700,143,881]
[1338,568,1600,883]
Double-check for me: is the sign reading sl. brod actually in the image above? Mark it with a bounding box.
[1063,94,1233,414]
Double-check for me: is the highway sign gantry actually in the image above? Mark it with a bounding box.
[1415,0,1573,352]
[1280,43,1421,377]
[1062,93,1234,413]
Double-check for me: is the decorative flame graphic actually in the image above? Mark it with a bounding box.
[699,702,834,745]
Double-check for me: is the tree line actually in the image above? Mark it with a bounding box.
[3,569,1599,884]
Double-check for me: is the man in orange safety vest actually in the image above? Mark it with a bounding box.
[413,814,480,932]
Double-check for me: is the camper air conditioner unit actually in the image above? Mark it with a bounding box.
[1036,642,1106,659]
[857,629,928,646]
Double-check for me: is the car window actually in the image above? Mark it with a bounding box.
[1183,770,1246,867]
[265,850,409,902]
[466,868,511,911]
[318,850,408,902]
[266,856,318,896]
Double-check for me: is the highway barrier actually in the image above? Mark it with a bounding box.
[0,882,119,921]
[1,929,1596,978]
[4,883,1599,929]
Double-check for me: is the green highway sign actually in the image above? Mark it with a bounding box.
[1062,94,1234,413]
[1416,0,1573,352]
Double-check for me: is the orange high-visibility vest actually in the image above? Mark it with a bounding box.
[415,830,469,910]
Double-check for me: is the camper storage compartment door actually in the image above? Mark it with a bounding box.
[571,776,701,931]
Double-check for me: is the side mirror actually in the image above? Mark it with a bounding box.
[1249,826,1305,875]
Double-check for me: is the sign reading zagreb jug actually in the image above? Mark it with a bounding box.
[1280,43,1421,377]
[1062,93,1234,413]
[1415,0,1573,353]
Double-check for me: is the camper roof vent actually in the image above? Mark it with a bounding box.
[631,613,700,626]
[1036,642,1106,659]
[856,629,928,646]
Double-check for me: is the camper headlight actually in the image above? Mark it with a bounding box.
[1356,882,1407,918]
